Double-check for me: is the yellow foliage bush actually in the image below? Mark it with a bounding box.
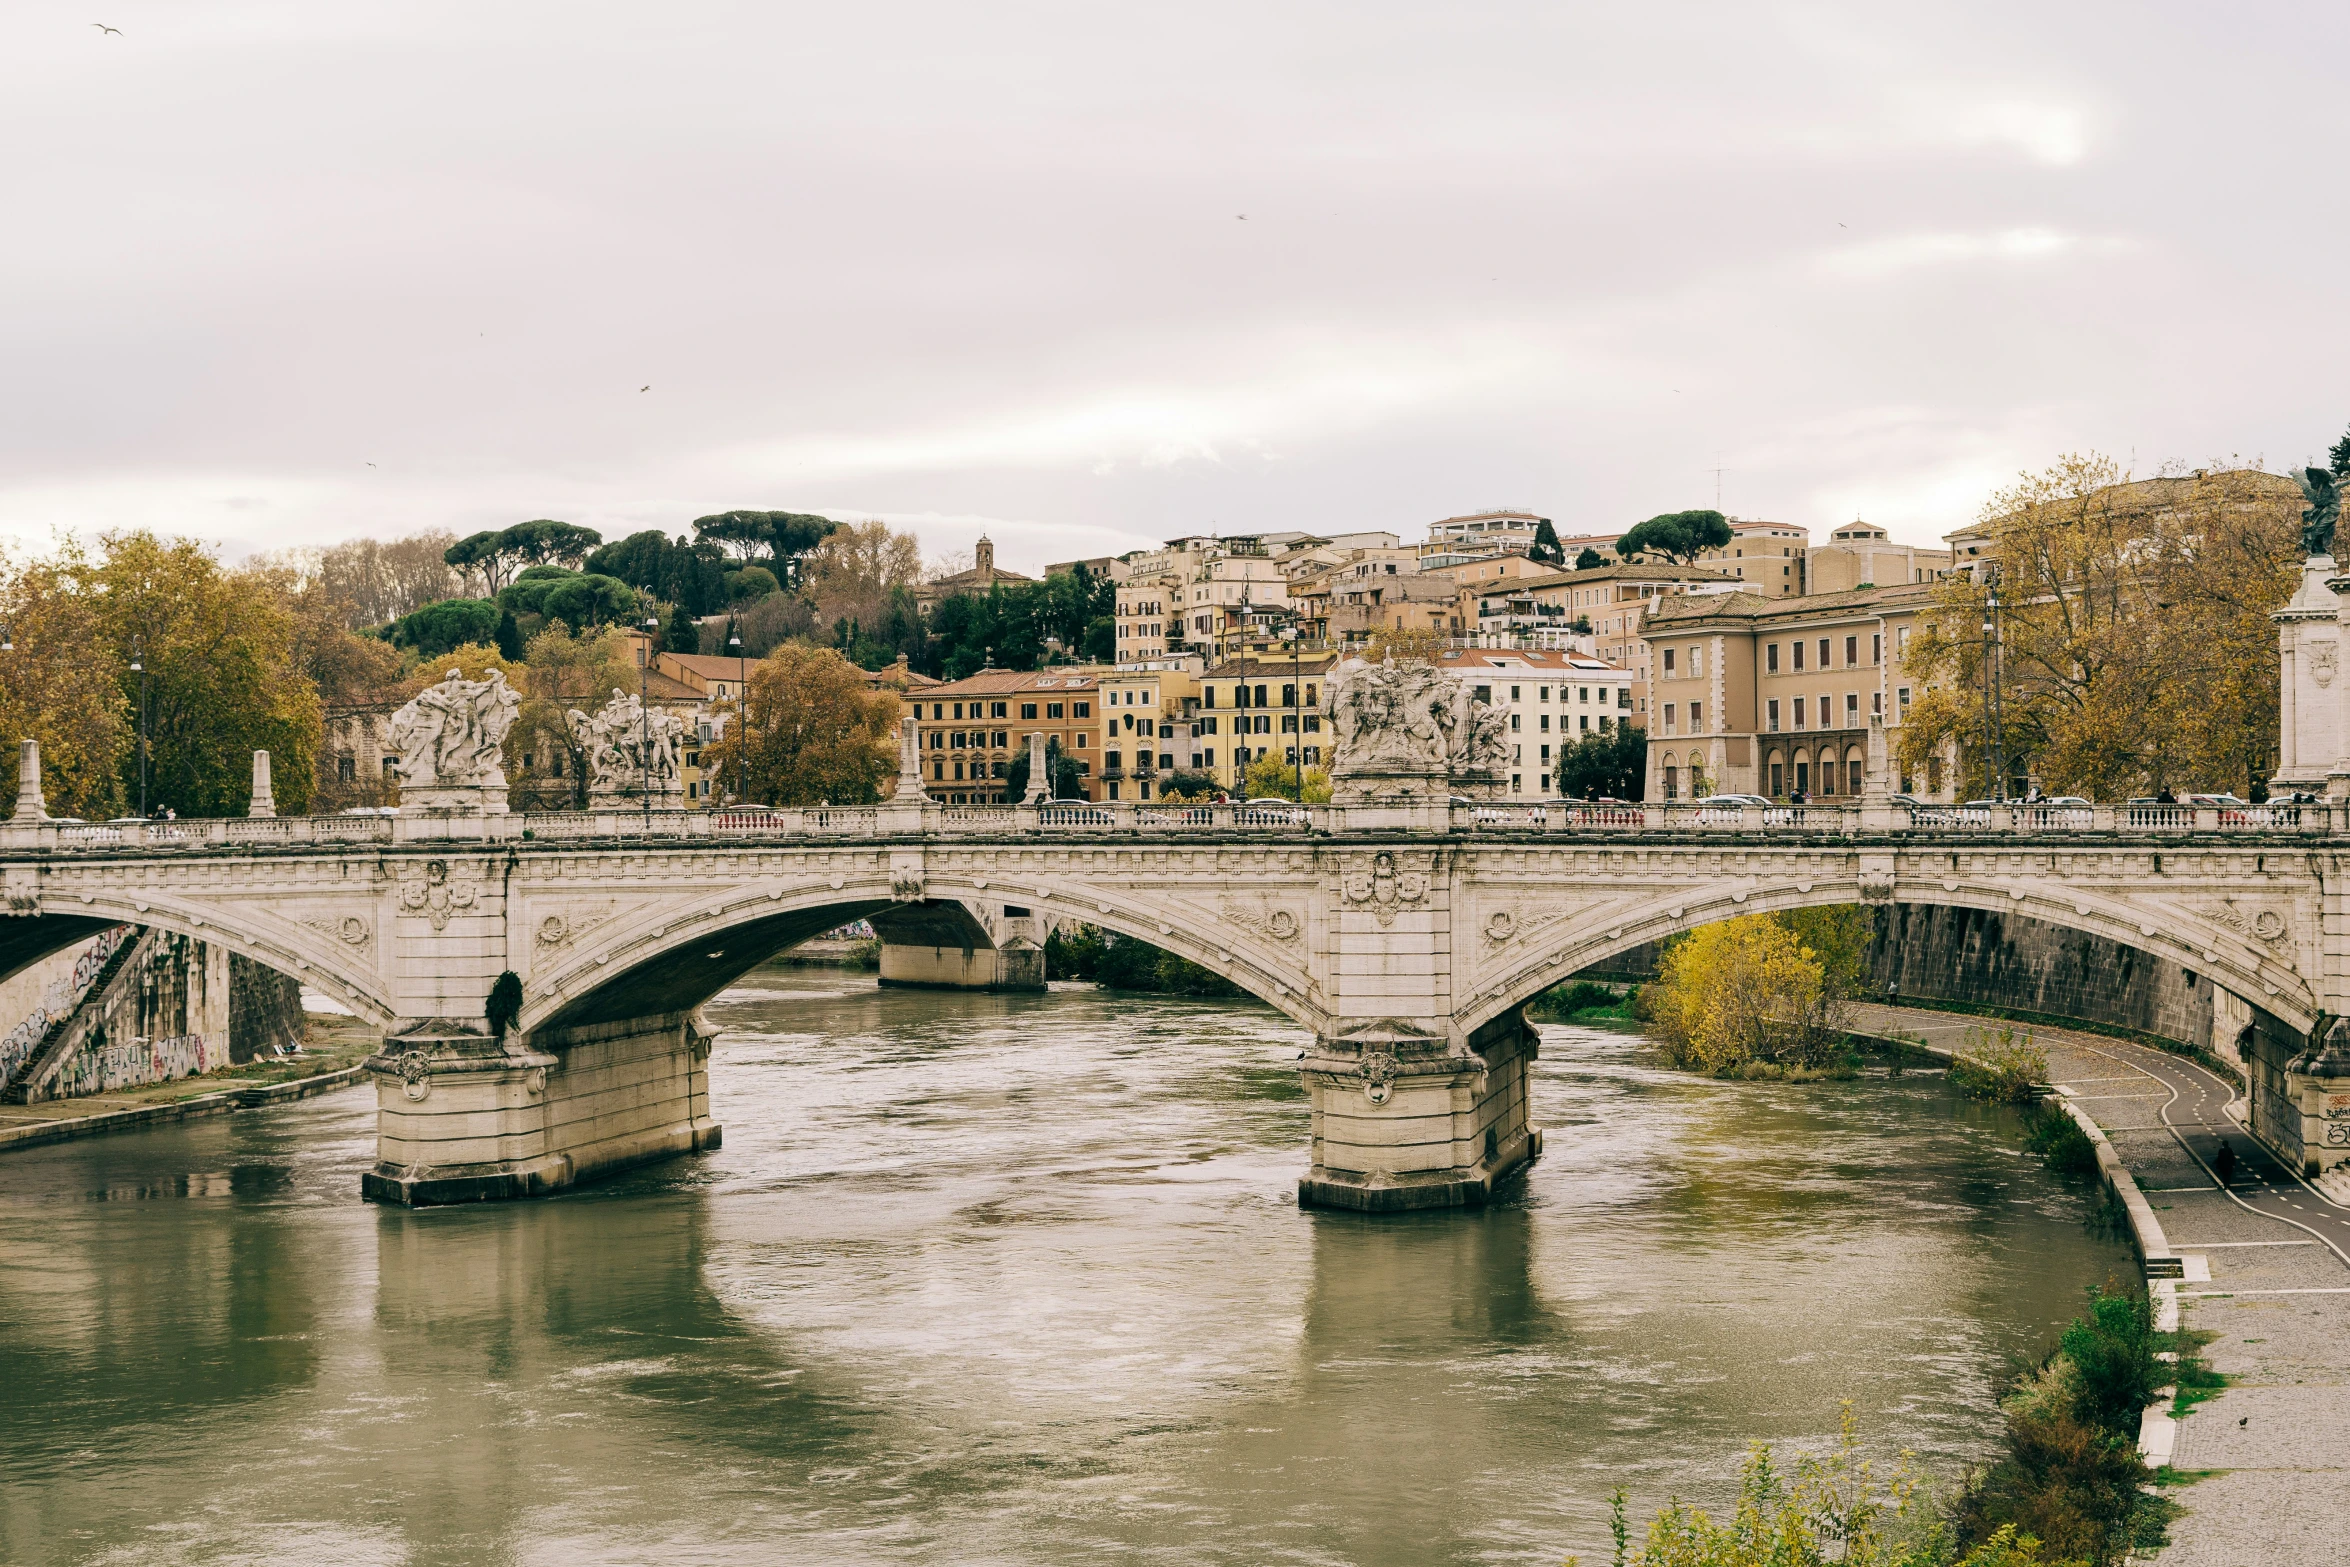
[1647,916,1849,1075]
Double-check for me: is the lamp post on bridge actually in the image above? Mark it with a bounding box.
[1981,581,2006,800]
[727,622,746,807]
[1281,622,1302,801]
[639,612,659,831]
[130,635,149,818]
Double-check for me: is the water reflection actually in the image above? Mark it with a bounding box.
[0,968,2131,1566]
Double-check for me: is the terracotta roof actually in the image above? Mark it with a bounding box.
[1435,648,1628,674]
[1641,580,1938,626]
[919,667,1102,697]
[1202,653,1341,679]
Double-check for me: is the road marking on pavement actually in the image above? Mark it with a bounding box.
[2169,1240,2318,1248]
[2179,1287,2350,1296]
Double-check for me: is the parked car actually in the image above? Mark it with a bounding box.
[2182,792,2255,824]
[1690,793,1770,824]
[1240,797,1311,824]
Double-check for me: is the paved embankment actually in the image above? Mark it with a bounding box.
[0,1011,377,1154]
[1852,1003,2350,1567]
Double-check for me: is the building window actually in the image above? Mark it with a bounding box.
[1795,760,1809,794]
[933,761,943,780]
[1792,640,1805,671]
[1897,686,1911,720]
[1662,649,1676,675]
[1871,691,1882,716]
[1817,637,1830,668]
[1021,703,1038,719]
[1793,697,1806,730]
[1769,761,1784,796]
[1689,701,1702,732]
[1766,699,1780,733]
[1871,633,1882,665]
[1663,703,1677,735]
[1073,702,1091,718]
[1047,701,1063,718]
[1844,694,1859,724]
[337,754,355,782]
[1766,643,1779,673]
[1663,764,1678,799]
[992,702,1008,719]
[1844,635,1858,666]
[1848,758,1863,794]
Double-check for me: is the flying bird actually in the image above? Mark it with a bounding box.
[1236,214,1247,221]
[93,21,122,34]
[639,384,650,392]
[365,462,376,468]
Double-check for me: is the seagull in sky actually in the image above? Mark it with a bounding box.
[1236,214,1247,221]
[639,385,650,393]
[365,461,376,468]
[93,21,122,34]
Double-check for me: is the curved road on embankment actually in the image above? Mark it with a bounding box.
[1852,1004,2350,1567]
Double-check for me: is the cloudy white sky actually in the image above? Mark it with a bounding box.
[4,2,2344,571]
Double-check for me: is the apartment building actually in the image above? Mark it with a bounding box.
[1431,647,1633,799]
[1449,561,1740,716]
[1191,653,1340,794]
[1688,518,1810,596]
[1097,665,1199,800]
[1807,521,1954,594]
[910,667,1105,803]
[1420,509,1546,565]
[1637,582,1945,803]
[1117,534,1292,664]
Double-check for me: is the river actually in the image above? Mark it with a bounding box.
[0,967,2132,1566]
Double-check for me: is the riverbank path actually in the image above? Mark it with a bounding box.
[1851,1003,2350,1567]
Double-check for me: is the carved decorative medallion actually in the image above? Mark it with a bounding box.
[396,859,478,931]
[536,915,569,947]
[1858,868,1896,903]
[890,874,926,902]
[2315,644,2338,688]
[2254,909,2289,943]
[1341,851,1425,928]
[394,1050,432,1102]
[1222,898,1302,943]
[1361,1050,1398,1105]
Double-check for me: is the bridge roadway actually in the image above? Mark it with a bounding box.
[4,795,2349,1212]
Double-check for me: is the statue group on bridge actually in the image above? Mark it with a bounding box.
[1324,657,1509,796]
[389,670,522,804]
[568,688,687,808]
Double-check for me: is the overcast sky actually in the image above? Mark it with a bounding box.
[5,3,2344,572]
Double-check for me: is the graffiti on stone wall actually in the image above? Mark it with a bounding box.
[0,926,132,1092]
[50,1032,217,1098]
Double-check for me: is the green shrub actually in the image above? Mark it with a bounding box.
[2023,1104,2101,1177]
[1949,1025,2049,1102]
[1042,923,1239,996]
[1579,1405,2061,1566]
[1953,1285,2169,1566]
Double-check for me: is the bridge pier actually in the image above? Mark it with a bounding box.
[1298,1014,1541,1211]
[362,1012,721,1206]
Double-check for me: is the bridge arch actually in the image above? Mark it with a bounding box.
[1458,872,2318,1041]
[525,868,1327,1038]
[8,887,398,1027]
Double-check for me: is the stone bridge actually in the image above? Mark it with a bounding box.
[7,766,2349,1209]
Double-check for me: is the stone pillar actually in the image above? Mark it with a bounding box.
[248,750,276,818]
[2272,555,2341,797]
[2283,1019,2350,1180]
[1858,714,1899,830]
[1295,842,1540,1211]
[897,716,926,799]
[1023,731,1049,804]
[2327,562,2350,800]
[363,1010,721,1206]
[12,739,45,821]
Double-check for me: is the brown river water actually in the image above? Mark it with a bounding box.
[0,966,2131,1566]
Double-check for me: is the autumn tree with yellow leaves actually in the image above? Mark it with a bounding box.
[1897,455,2302,801]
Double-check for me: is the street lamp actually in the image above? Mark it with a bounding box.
[130,636,148,818]
[639,613,659,830]
[1981,586,2004,800]
[1281,623,1302,801]
[727,622,746,807]
[1,622,12,651]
